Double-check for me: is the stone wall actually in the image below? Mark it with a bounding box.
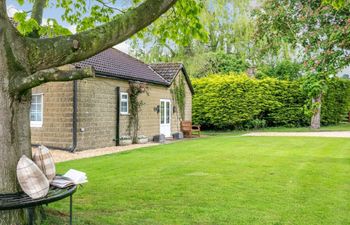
[31,82,74,150]
[75,78,127,150]
[31,71,193,151]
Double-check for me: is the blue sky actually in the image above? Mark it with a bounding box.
[8,0,75,31]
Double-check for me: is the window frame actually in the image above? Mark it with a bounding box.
[120,92,129,115]
[30,93,44,128]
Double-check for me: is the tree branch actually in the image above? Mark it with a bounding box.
[0,1,33,73]
[0,1,6,23]
[31,0,46,25]
[12,65,95,93]
[96,0,125,13]
[26,0,177,72]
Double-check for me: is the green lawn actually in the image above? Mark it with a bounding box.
[46,136,350,225]
[204,123,350,136]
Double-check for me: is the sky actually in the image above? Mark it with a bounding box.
[7,0,131,53]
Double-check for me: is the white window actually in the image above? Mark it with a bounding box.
[120,92,129,115]
[30,94,43,127]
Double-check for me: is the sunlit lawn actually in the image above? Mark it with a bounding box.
[203,122,350,136]
[45,135,350,225]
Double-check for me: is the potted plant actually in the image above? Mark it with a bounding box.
[137,135,148,144]
[172,132,184,140]
[119,135,132,146]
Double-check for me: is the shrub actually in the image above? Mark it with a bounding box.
[192,74,350,129]
[255,60,302,81]
[245,119,267,129]
[322,78,350,125]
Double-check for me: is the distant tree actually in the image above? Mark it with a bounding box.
[255,60,302,81]
[130,0,254,60]
[255,0,350,129]
[191,52,249,78]
[323,0,350,9]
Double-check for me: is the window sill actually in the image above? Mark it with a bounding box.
[30,122,43,128]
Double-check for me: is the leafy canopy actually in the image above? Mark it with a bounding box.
[12,0,203,39]
[254,0,350,96]
[131,0,253,59]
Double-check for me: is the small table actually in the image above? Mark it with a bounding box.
[0,185,77,225]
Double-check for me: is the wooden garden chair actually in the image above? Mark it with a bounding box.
[181,121,201,138]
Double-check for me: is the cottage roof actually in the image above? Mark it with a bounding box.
[74,48,169,85]
[150,63,194,94]
[149,63,183,83]
[74,48,194,94]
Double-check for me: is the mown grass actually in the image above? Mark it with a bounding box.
[203,122,350,136]
[45,135,350,225]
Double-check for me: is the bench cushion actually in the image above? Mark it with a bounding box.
[33,145,56,182]
[17,155,49,199]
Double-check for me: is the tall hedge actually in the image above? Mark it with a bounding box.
[192,74,350,129]
[321,78,350,125]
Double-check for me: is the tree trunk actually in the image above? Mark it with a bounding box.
[0,0,177,223]
[310,93,322,130]
[0,26,32,225]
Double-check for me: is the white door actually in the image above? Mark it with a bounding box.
[160,99,171,137]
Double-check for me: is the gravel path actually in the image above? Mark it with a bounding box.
[33,142,159,163]
[243,131,350,138]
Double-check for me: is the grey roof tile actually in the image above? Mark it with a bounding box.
[74,48,169,85]
[149,63,183,83]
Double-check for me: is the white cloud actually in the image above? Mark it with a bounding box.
[7,4,20,17]
[337,66,350,78]
[42,18,50,26]
[114,41,130,54]
[67,25,77,34]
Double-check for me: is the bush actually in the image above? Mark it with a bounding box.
[322,78,350,125]
[192,74,350,129]
[255,60,302,81]
[245,119,267,129]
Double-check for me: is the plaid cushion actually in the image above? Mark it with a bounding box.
[33,145,56,182]
[17,155,49,199]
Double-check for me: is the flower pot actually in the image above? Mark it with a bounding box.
[137,138,148,144]
[119,139,132,146]
[153,134,165,143]
[172,132,184,140]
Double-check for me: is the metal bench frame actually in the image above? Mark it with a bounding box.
[0,185,77,225]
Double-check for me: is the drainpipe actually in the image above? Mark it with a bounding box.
[32,80,78,152]
[115,87,120,146]
[71,80,78,152]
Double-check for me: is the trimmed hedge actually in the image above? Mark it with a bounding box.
[322,78,350,125]
[192,74,350,129]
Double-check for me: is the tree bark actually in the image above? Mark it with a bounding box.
[310,93,322,130]
[0,27,31,225]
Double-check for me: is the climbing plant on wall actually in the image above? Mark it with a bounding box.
[171,76,186,121]
[127,82,149,144]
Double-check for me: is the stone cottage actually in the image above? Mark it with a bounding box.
[31,48,193,151]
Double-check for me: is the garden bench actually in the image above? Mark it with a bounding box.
[0,185,77,225]
[181,121,201,138]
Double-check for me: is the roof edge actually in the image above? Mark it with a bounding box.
[149,62,194,95]
[95,71,170,86]
[179,65,194,95]
[147,65,171,85]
